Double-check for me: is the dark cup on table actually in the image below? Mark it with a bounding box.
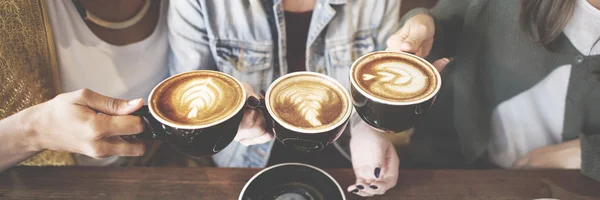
[349,51,442,133]
[129,70,248,158]
[258,72,353,153]
[239,163,346,200]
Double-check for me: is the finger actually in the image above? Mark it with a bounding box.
[99,137,145,157]
[420,39,434,58]
[431,58,450,72]
[512,157,529,169]
[95,115,145,137]
[399,24,429,53]
[366,181,391,195]
[242,83,261,108]
[75,89,144,115]
[234,109,267,141]
[348,183,375,197]
[252,132,274,144]
[347,185,358,194]
[371,146,400,195]
[385,28,408,52]
[354,179,371,193]
[238,133,272,146]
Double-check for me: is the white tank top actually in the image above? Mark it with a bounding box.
[45,0,169,166]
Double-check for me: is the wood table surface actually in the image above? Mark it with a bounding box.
[1,167,600,200]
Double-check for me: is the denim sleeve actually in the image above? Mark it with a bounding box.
[376,0,402,51]
[167,0,217,76]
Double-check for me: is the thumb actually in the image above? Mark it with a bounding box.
[76,89,144,115]
[431,58,450,72]
[399,24,428,54]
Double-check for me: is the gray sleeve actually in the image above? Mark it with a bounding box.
[167,0,217,76]
[581,134,600,181]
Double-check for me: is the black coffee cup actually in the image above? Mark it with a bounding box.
[349,51,442,133]
[239,163,346,200]
[128,70,248,158]
[131,105,243,158]
[258,72,353,153]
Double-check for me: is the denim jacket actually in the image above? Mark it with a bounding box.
[168,0,401,167]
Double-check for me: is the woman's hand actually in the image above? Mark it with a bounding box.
[26,89,146,158]
[386,13,436,58]
[347,119,399,197]
[386,13,450,72]
[233,83,274,146]
[513,139,581,169]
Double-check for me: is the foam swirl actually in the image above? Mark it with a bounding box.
[276,84,335,127]
[363,63,429,97]
[270,75,347,130]
[180,78,222,119]
[151,71,244,127]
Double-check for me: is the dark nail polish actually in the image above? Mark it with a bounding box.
[374,167,381,178]
[351,189,359,193]
[260,90,266,97]
[247,96,260,108]
[370,185,378,189]
[356,185,364,190]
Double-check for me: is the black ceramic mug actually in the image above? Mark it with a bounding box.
[258,72,353,153]
[349,51,442,133]
[239,163,346,200]
[128,70,248,158]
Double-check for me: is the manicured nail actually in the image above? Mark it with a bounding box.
[374,167,381,178]
[356,185,364,190]
[351,189,359,193]
[260,90,266,97]
[128,98,142,105]
[247,96,260,108]
[370,185,378,189]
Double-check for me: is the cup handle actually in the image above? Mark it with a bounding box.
[129,105,161,140]
[256,99,274,134]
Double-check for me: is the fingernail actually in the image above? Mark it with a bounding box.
[370,185,378,189]
[356,185,364,190]
[247,96,260,108]
[128,99,142,106]
[374,167,381,178]
[351,189,359,193]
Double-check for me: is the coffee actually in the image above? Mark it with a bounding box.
[351,52,439,103]
[150,71,245,127]
[267,73,351,132]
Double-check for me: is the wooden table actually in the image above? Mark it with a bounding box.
[1,167,600,200]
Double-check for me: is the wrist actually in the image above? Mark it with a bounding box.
[15,105,45,152]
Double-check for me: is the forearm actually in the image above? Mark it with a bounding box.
[0,108,41,172]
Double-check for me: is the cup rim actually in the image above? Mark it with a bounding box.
[349,51,442,106]
[237,162,347,200]
[265,71,353,134]
[147,70,247,129]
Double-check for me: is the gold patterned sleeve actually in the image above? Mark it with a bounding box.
[0,0,73,166]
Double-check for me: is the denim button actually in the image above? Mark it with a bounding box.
[575,55,585,64]
[317,68,325,73]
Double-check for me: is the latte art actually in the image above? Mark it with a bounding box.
[276,84,337,127]
[361,63,429,101]
[268,73,349,131]
[180,78,222,119]
[352,52,439,102]
[151,71,244,127]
